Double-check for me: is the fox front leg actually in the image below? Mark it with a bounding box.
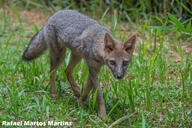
[94,85,107,118]
[88,63,107,118]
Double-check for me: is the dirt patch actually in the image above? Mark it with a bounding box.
[183,44,192,56]
[20,9,50,25]
[5,6,50,25]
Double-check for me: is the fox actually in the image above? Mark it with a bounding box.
[22,10,136,118]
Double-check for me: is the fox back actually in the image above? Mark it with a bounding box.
[22,10,109,60]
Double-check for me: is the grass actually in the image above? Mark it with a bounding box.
[0,6,192,128]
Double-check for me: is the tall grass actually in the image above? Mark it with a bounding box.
[2,0,192,20]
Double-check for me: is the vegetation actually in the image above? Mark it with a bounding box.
[0,0,191,127]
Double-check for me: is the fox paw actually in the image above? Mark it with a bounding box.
[78,97,84,106]
[99,106,107,119]
[99,110,107,119]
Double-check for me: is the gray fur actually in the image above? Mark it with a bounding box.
[22,10,136,117]
[22,10,111,62]
[22,28,46,61]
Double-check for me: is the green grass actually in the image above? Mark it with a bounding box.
[0,6,192,128]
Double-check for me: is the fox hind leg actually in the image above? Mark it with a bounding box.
[65,53,82,97]
[50,48,66,98]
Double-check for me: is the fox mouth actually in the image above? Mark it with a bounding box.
[114,74,124,80]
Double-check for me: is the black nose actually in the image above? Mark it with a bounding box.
[116,74,123,79]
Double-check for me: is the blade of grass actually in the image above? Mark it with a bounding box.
[102,102,119,125]
[92,88,99,110]
[142,114,146,128]
[33,24,39,33]
[176,0,192,15]
[108,112,137,128]
[143,40,150,55]
[112,13,117,36]
[101,7,109,20]
[168,13,185,32]
[11,6,22,25]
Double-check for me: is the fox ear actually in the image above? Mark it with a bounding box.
[124,35,136,54]
[104,33,115,53]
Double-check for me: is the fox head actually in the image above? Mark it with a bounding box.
[104,33,136,79]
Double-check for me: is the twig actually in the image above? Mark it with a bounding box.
[89,115,108,127]
[109,112,137,128]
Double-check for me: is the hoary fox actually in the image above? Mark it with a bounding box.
[22,10,136,118]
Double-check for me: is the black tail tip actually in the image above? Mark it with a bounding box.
[22,53,32,61]
[22,54,28,61]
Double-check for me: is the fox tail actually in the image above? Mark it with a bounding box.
[22,28,47,61]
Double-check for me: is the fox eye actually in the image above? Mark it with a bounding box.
[108,46,113,51]
[123,60,129,66]
[109,60,116,66]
